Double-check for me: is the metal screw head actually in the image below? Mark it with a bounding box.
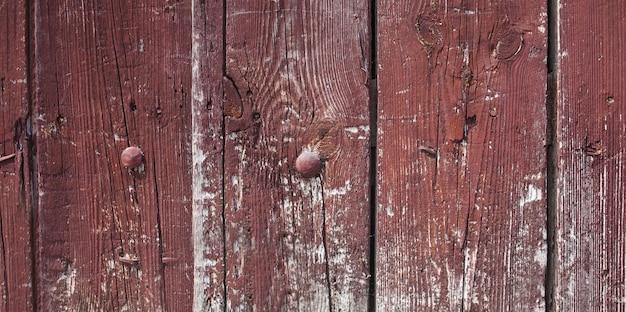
[121,146,144,168]
[295,151,321,178]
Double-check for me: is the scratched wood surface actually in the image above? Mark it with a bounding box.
[554,1,626,310]
[32,1,193,310]
[0,1,34,311]
[223,0,371,310]
[8,0,626,311]
[191,0,225,310]
[376,1,548,310]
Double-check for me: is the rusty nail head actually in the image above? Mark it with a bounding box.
[121,146,144,168]
[295,151,322,178]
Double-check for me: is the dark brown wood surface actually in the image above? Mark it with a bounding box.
[223,1,371,310]
[555,1,626,310]
[32,1,193,310]
[0,1,34,311]
[376,1,548,310]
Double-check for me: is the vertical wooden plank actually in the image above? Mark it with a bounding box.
[376,1,547,310]
[555,1,626,310]
[224,0,371,310]
[191,0,225,310]
[33,1,193,310]
[0,0,34,310]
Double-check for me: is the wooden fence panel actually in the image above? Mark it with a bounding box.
[223,1,371,310]
[4,0,626,310]
[0,1,34,310]
[555,1,626,310]
[376,1,548,310]
[32,1,193,310]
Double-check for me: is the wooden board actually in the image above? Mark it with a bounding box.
[223,1,371,310]
[0,1,35,310]
[376,1,548,310]
[554,1,626,310]
[32,1,193,310]
[191,0,225,310]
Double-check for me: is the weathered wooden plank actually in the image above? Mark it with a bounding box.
[191,0,225,310]
[33,1,193,310]
[0,1,35,310]
[224,1,371,310]
[554,1,626,310]
[376,1,547,310]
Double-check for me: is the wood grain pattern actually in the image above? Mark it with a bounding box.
[7,1,626,310]
[32,1,193,310]
[191,0,225,310]
[376,1,548,310]
[555,1,626,310]
[0,1,35,310]
[223,1,371,310]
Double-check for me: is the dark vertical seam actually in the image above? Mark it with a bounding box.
[152,159,167,310]
[367,0,377,311]
[26,0,39,310]
[108,1,131,148]
[545,0,559,310]
[221,0,228,311]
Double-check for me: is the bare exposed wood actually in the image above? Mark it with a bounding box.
[555,1,626,310]
[0,1,35,310]
[191,0,225,310]
[32,1,193,310]
[223,1,371,310]
[376,1,548,310]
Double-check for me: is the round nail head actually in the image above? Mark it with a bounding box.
[121,146,144,168]
[295,151,321,178]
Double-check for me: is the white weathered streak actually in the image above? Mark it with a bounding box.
[192,2,224,310]
[520,184,543,207]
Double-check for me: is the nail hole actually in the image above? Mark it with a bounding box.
[466,115,477,128]
[252,111,261,123]
[129,99,137,112]
[488,107,498,117]
[607,95,615,104]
